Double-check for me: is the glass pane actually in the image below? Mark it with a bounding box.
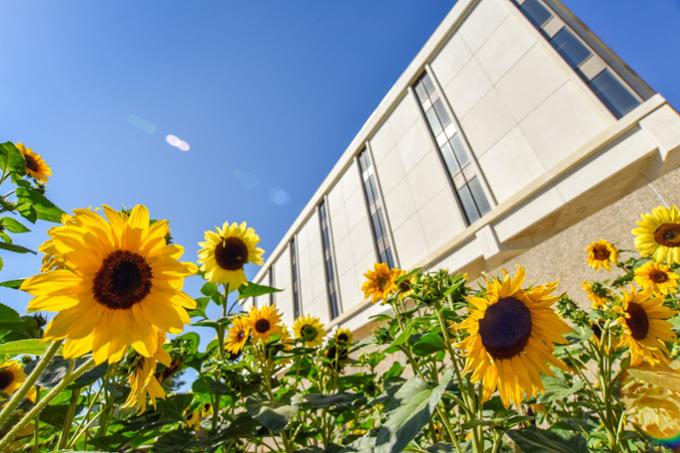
[440,142,460,175]
[432,98,451,128]
[415,82,429,104]
[469,177,491,216]
[425,107,443,136]
[589,69,639,118]
[520,0,552,28]
[421,74,436,96]
[449,134,469,168]
[457,184,480,224]
[550,27,591,68]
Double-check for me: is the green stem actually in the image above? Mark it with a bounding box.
[0,358,95,450]
[57,384,79,449]
[0,340,62,430]
[32,388,40,453]
[67,381,106,448]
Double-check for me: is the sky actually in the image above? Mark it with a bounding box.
[0,0,678,332]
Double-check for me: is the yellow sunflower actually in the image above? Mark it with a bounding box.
[634,261,679,295]
[633,205,680,266]
[0,360,36,403]
[582,281,611,309]
[585,240,618,271]
[185,403,212,431]
[21,205,197,364]
[123,332,171,414]
[362,263,401,303]
[15,143,51,184]
[198,221,264,289]
[293,315,326,348]
[334,327,353,346]
[458,266,571,407]
[225,315,251,355]
[616,287,675,366]
[248,305,282,341]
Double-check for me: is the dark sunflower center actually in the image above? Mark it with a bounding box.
[337,333,349,343]
[399,280,411,292]
[376,276,388,290]
[649,270,669,283]
[478,297,532,360]
[24,155,39,172]
[215,237,249,271]
[592,245,611,261]
[654,223,680,247]
[93,250,153,309]
[626,302,650,340]
[0,368,14,391]
[236,330,246,341]
[300,324,318,341]
[254,319,271,334]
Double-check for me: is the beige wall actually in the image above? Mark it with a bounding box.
[272,246,294,326]
[296,211,331,323]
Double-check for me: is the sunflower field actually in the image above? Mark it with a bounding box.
[1,140,680,452]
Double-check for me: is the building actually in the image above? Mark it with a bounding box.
[245,0,680,338]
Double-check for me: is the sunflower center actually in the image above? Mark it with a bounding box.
[24,154,39,172]
[654,223,680,247]
[0,368,13,391]
[337,333,349,343]
[254,319,271,334]
[592,245,611,261]
[300,324,318,341]
[93,250,153,309]
[215,237,249,271]
[236,330,246,341]
[626,302,650,340]
[376,276,388,290]
[649,270,669,283]
[478,297,532,360]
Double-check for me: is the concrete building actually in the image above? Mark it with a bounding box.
[245,0,680,338]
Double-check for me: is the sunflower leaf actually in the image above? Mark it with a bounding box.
[246,398,298,432]
[16,187,65,223]
[237,282,282,301]
[0,217,30,233]
[507,427,589,453]
[0,241,35,254]
[0,279,24,289]
[0,142,26,175]
[0,338,62,355]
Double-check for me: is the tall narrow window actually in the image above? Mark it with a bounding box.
[357,149,395,267]
[414,73,491,224]
[268,268,275,306]
[318,201,341,319]
[289,239,301,319]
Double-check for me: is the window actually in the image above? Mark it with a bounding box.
[289,239,301,319]
[519,0,552,27]
[414,73,490,224]
[550,27,591,68]
[318,201,341,319]
[589,69,640,118]
[357,149,395,267]
[268,268,275,306]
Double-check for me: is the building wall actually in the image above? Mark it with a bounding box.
[295,210,331,322]
[272,246,293,326]
[327,160,376,313]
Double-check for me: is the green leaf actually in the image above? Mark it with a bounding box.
[200,282,219,296]
[302,392,360,409]
[237,281,282,300]
[385,318,416,352]
[189,296,210,319]
[0,217,30,233]
[16,187,65,223]
[412,330,446,356]
[0,302,21,323]
[0,241,35,254]
[156,393,193,422]
[0,142,27,175]
[70,363,108,389]
[0,338,60,355]
[507,427,589,453]
[373,370,453,453]
[192,376,230,395]
[246,399,298,433]
[0,279,24,289]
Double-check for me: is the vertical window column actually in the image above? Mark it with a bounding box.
[357,149,396,268]
[289,239,301,319]
[268,268,275,306]
[414,73,491,224]
[318,200,341,319]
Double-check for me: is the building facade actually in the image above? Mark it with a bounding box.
[246,0,680,338]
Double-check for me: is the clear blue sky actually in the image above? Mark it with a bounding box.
[1,0,679,320]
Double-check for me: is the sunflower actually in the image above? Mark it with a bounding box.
[362,263,401,303]
[585,240,618,271]
[123,332,171,414]
[458,266,571,407]
[334,327,353,346]
[632,205,680,266]
[0,361,36,403]
[293,315,326,348]
[582,281,611,309]
[185,403,213,431]
[21,205,197,364]
[616,287,675,366]
[248,305,282,341]
[225,315,251,355]
[15,143,51,184]
[198,221,264,289]
[634,261,679,295]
